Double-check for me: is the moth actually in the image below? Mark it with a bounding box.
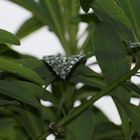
[43,54,85,79]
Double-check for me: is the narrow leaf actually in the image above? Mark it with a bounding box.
[118,99,140,136]
[91,0,132,29]
[16,16,44,39]
[70,63,106,88]
[117,0,140,40]
[0,58,44,85]
[80,0,92,13]
[65,109,95,140]
[93,22,130,139]
[0,80,42,108]
[0,99,19,106]
[0,29,20,45]
[11,106,44,139]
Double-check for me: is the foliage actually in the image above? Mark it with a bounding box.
[0,0,140,139]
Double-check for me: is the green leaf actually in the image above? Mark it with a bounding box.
[81,24,94,53]
[80,0,92,13]
[15,57,56,85]
[0,29,20,45]
[0,58,44,85]
[93,22,130,140]
[0,99,19,106]
[9,0,46,23]
[118,99,140,137]
[41,106,57,123]
[40,0,64,35]
[11,106,44,139]
[124,82,140,96]
[0,44,9,54]
[92,106,110,124]
[76,13,99,23]
[14,127,30,140]
[39,0,67,49]
[0,118,17,139]
[63,0,80,53]
[91,0,132,29]
[0,80,43,108]
[10,0,69,53]
[0,44,21,59]
[117,0,140,40]
[93,22,129,84]
[16,16,44,39]
[70,63,106,88]
[65,109,95,140]
[0,79,58,110]
[93,122,124,140]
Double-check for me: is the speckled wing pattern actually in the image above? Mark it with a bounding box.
[43,54,85,79]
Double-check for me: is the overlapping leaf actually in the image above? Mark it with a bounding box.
[10,106,44,139]
[15,57,56,85]
[118,99,140,137]
[93,22,131,139]
[64,109,95,140]
[0,80,44,108]
[0,29,20,45]
[0,99,19,106]
[117,0,140,40]
[91,0,131,29]
[80,0,92,13]
[0,58,44,85]
[16,16,44,39]
[0,118,17,139]
[70,63,105,88]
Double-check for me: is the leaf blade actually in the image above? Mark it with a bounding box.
[0,58,44,85]
[16,16,44,39]
[0,29,20,45]
[91,0,132,29]
[93,22,130,139]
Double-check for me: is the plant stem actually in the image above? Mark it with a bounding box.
[37,65,139,140]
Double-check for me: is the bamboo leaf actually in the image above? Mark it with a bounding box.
[93,22,130,140]
[40,0,64,33]
[118,99,140,137]
[9,0,46,22]
[91,0,132,29]
[80,0,92,13]
[39,0,67,53]
[124,82,140,96]
[63,0,80,53]
[11,106,44,139]
[0,118,17,139]
[65,109,95,140]
[93,122,124,140]
[16,16,44,39]
[15,57,56,85]
[0,29,20,45]
[70,63,105,88]
[117,0,140,40]
[0,99,19,106]
[0,80,43,108]
[0,58,44,85]
[0,44,9,54]
[0,44,21,59]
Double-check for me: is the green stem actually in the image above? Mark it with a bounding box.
[37,65,139,140]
